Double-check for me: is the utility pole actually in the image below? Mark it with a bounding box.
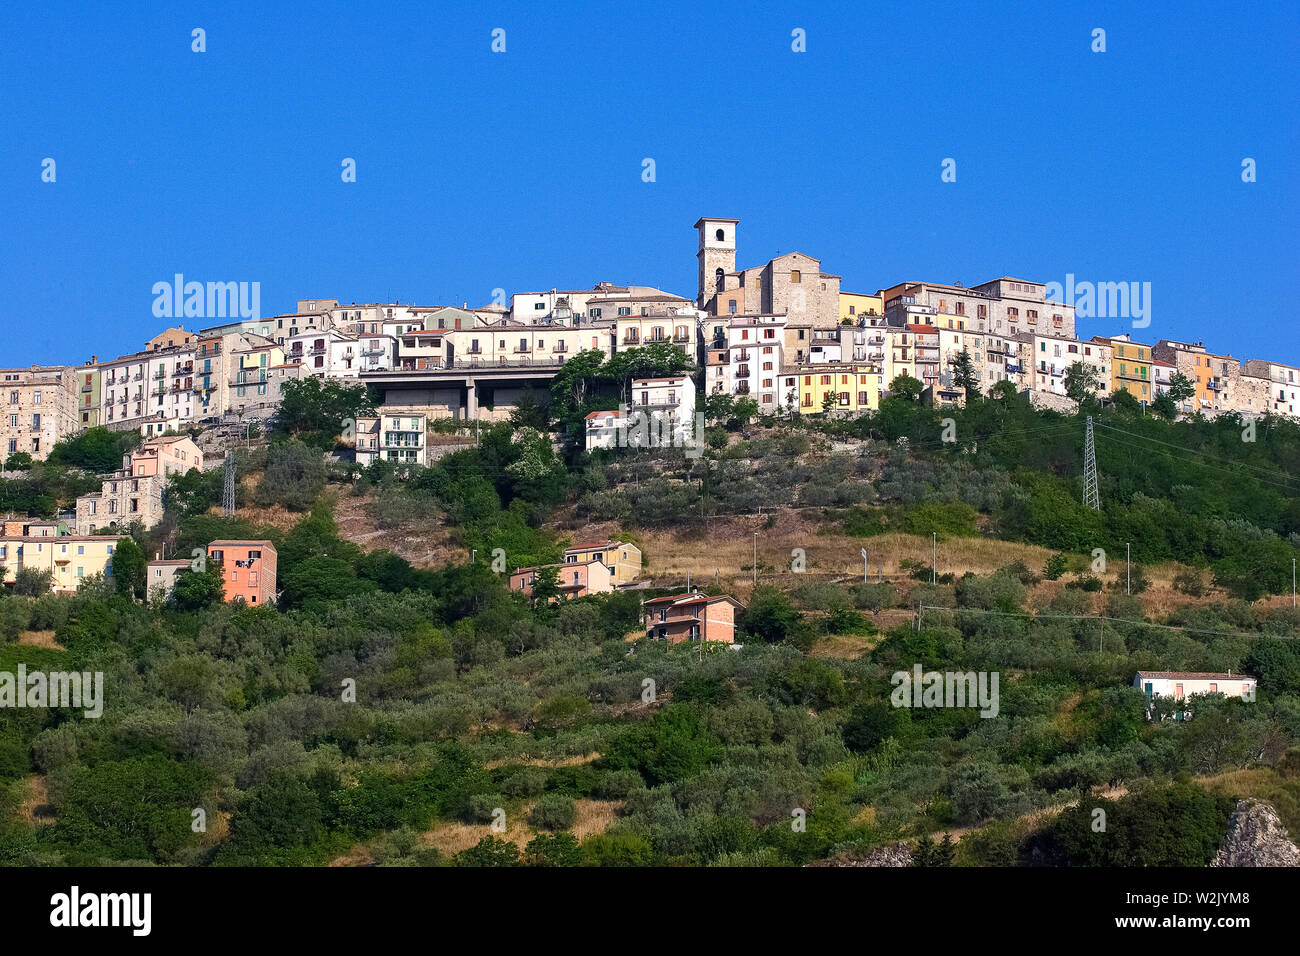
[1126,542,1131,595]
[753,532,758,587]
[932,532,937,584]
[1083,415,1100,510]
[1293,558,1296,607]
[861,548,868,584]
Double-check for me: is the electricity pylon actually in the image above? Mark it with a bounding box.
[1083,416,1100,510]
[222,451,236,516]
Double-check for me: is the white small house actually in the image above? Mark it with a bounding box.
[584,409,624,451]
[1135,671,1256,719]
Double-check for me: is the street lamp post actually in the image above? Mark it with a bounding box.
[861,548,868,584]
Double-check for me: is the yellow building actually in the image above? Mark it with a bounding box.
[839,291,884,324]
[1094,335,1152,402]
[0,535,117,593]
[609,314,696,356]
[795,364,882,414]
[562,540,642,586]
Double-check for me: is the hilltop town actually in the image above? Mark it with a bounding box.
[2,216,1299,871]
[4,216,1297,472]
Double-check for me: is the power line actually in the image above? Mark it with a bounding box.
[1096,422,1298,485]
[1092,432,1299,494]
[917,604,1297,642]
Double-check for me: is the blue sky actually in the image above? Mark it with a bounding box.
[2,0,1297,366]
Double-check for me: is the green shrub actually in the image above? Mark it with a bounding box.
[528,794,577,831]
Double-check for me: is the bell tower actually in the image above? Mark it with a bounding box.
[694,217,738,309]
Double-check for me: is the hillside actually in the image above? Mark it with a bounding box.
[2,391,1299,868]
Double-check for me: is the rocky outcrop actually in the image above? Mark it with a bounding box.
[1212,799,1300,867]
[810,841,914,867]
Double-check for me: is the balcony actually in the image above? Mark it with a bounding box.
[622,335,640,345]
[735,383,751,395]
[673,332,690,343]
[455,356,564,369]
[736,365,750,377]
[552,344,568,353]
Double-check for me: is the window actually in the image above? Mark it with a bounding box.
[728,299,737,314]
[33,391,42,404]
[790,270,801,283]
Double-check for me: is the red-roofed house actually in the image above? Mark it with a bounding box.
[643,591,744,644]
[585,409,624,451]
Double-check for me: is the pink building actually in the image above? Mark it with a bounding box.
[510,559,613,602]
[643,591,744,643]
